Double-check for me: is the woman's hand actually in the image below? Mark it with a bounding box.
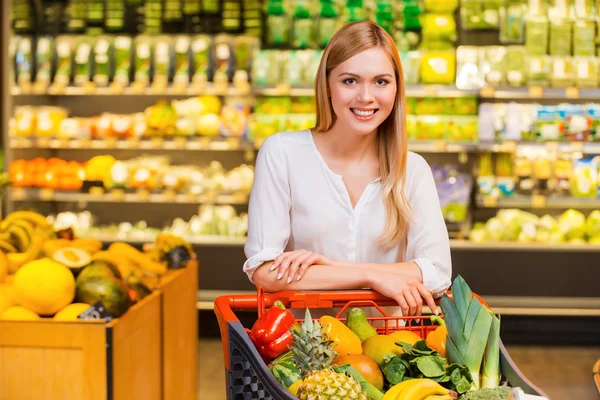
[271,250,336,283]
[367,265,438,317]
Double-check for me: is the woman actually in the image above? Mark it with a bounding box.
[243,21,451,317]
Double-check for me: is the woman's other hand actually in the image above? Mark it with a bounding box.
[270,250,336,283]
[368,265,437,317]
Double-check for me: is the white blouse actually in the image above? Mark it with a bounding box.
[243,129,452,297]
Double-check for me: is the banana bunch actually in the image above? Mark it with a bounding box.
[383,379,453,400]
[43,238,103,257]
[148,233,194,264]
[0,211,54,273]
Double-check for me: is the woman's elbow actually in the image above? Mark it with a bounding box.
[251,262,283,292]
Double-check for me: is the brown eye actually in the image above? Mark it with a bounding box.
[343,78,356,84]
[375,79,389,86]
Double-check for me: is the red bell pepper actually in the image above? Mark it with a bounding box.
[246,300,296,360]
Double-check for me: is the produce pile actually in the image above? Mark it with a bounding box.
[9,156,254,198]
[470,208,600,244]
[247,276,516,400]
[0,211,194,321]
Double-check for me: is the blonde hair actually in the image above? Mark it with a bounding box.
[313,21,412,249]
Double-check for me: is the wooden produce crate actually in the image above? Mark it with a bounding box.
[0,260,198,400]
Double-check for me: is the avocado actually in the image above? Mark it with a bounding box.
[346,308,378,342]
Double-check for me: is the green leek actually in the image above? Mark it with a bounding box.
[440,275,501,389]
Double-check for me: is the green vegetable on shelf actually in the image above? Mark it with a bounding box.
[113,37,132,86]
[459,386,512,400]
[499,0,526,44]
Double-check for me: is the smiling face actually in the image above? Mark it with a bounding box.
[327,47,398,137]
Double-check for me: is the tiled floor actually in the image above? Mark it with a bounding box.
[198,338,600,400]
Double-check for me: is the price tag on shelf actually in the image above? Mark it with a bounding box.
[502,141,517,152]
[198,137,211,149]
[78,138,92,149]
[128,137,140,148]
[433,140,447,152]
[458,152,468,164]
[566,87,580,99]
[83,82,96,94]
[39,188,55,201]
[106,137,118,148]
[545,141,559,152]
[174,137,187,149]
[528,86,544,98]
[151,137,164,149]
[423,85,438,96]
[482,195,498,207]
[226,137,241,150]
[480,87,496,97]
[532,194,547,208]
[88,187,105,196]
[184,191,198,203]
[11,188,26,200]
[244,148,256,162]
[110,189,125,201]
[173,83,188,94]
[276,83,291,95]
[110,82,125,94]
[130,82,147,94]
[37,137,50,148]
[136,189,150,201]
[32,81,48,94]
[203,192,218,204]
[163,189,177,202]
[570,141,584,152]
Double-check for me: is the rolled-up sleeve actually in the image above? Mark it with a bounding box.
[405,155,452,296]
[243,134,291,283]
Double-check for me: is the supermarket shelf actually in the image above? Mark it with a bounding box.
[8,136,253,151]
[476,194,600,209]
[82,233,246,246]
[449,239,600,252]
[8,187,249,205]
[12,137,600,155]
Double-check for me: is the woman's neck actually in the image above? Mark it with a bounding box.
[312,125,379,162]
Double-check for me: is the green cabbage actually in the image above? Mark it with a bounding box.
[558,209,587,240]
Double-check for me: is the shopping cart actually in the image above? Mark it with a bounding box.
[214,288,549,399]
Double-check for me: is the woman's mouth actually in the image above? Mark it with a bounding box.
[350,108,378,120]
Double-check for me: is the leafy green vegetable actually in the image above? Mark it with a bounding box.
[382,340,473,394]
[459,386,512,400]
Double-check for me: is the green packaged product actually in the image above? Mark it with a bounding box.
[35,37,53,85]
[506,46,527,86]
[402,0,422,30]
[317,2,339,48]
[447,116,478,142]
[173,36,191,85]
[93,37,111,87]
[455,46,484,89]
[482,46,507,87]
[574,57,599,88]
[134,37,152,85]
[73,39,92,86]
[213,35,234,83]
[153,37,173,85]
[573,20,596,56]
[414,115,447,140]
[233,36,259,85]
[414,98,449,115]
[500,0,527,43]
[54,36,73,86]
[400,51,421,85]
[266,0,289,46]
[191,36,211,85]
[15,36,33,85]
[251,50,281,86]
[551,57,575,87]
[293,0,313,49]
[421,13,456,43]
[113,37,132,86]
[527,55,551,86]
[451,97,479,115]
[549,19,572,56]
[525,15,549,56]
[461,0,501,30]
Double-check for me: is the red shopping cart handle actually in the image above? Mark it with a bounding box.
[214,287,491,324]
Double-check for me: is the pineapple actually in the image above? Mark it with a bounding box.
[290,309,367,400]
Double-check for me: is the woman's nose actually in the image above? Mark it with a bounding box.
[357,84,375,102]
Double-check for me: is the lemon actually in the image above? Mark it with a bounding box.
[53,303,92,321]
[14,258,76,316]
[2,305,40,320]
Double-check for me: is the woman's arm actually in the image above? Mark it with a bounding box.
[252,260,370,292]
[253,259,437,316]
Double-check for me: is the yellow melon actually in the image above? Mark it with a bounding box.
[14,258,76,316]
[388,330,423,346]
[2,305,40,320]
[53,303,92,321]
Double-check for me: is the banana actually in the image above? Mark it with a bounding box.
[423,395,453,400]
[383,380,420,400]
[6,231,44,274]
[10,219,36,238]
[7,224,31,252]
[0,239,18,254]
[397,379,449,400]
[70,238,103,254]
[0,211,51,232]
